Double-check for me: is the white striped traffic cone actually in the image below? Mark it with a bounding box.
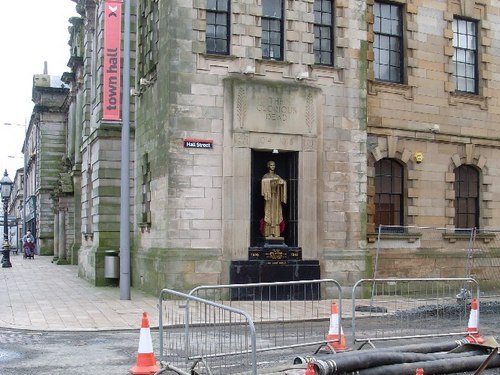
[465,298,485,344]
[130,312,160,375]
[325,301,348,352]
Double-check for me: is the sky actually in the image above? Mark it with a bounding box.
[0,0,78,180]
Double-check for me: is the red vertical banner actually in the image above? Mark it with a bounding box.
[103,0,122,121]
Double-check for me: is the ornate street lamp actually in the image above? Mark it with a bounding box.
[1,169,13,268]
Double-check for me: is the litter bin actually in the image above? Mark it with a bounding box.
[104,250,120,278]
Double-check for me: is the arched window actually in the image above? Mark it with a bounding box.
[454,165,479,229]
[374,158,404,228]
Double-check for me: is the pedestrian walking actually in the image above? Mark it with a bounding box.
[22,231,35,259]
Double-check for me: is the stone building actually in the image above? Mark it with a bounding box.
[24,74,70,257]
[132,0,369,293]
[58,0,500,294]
[63,0,136,284]
[65,0,369,292]
[366,0,500,285]
[8,168,24,251]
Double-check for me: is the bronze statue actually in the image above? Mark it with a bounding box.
[261,161,287,238]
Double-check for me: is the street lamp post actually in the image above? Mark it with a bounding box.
[1,169,13,268]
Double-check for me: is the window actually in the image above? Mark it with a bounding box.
[262,0,284,60]
[373,1,403,83]
[454,165,479,229]
[138,0,159,77]
[141,153,152,227]
[374,159,404,228]
[206,0,230,55]
[453,18,478,94]
[314,0,334,65]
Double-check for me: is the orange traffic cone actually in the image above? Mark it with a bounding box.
[305,359,315,375]
[415,368,424,375]
[465,298,485,344]
[130,312,160,375]
[325,301,348,352]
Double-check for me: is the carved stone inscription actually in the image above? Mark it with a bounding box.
[257,97,297,122]
[232,80,319,136]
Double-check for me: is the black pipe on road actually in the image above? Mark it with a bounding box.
[355,353,500,375]
[313,350,486,375]
[295,339,474,366]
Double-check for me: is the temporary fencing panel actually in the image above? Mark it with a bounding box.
[159,289,258,375]
[474,229,500,297]
[159,279,342,375]
[351,277,480,346]
[371,226,500,297]
[190,279,343,352]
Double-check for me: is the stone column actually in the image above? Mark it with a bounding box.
[57,210,68,265]
[52,212,59,262]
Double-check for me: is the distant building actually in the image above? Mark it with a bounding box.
[8,168,24,251]
[23,74,70,258]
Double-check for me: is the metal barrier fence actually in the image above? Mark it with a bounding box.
[159,279,342,375]
[159,288,258,375]
[372,226,500,297]
[475,229,500,297]
[351,277,480,346]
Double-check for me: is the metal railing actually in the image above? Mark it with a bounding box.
[159,288,258,375]
[351,277,480,346]
[158,279,343,374]
[371,225,500,296]
[190,279,343,354]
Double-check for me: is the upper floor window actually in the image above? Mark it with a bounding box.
[262,0,284,60]
[454,165,479,230]
[138,0,159,77]
[373,1,403,83]
[374,158,404,229]
[206,0,230,55]
[453,18,478,94]
[314,0,334,66]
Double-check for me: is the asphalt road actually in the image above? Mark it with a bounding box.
[0,329,147,375]
[0,309,499,375]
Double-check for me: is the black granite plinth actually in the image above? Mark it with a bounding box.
[230,260,321,300]
[248,246,302,260]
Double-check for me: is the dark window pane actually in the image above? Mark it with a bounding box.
[262,1,283,60]
[454,165,479,229]
[375,159,404,227]
[263,0,282,17]
[206,0,230,55]
[207,0,217,10]
[453,18,478,94]
[218,0,229,12]
[373,1,403,83]
[314,0,334,65]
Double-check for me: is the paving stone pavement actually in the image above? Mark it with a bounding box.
[0,253,159,331]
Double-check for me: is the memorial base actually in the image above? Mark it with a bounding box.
[229,259,321,300]
[249,238,302,260]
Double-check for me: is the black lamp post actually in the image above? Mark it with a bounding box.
[1,169,13,268]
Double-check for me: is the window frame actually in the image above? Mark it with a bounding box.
[373,1,404,83]
[138,0,159,78]
[314,0,334,66]
[454,165,480,230]
[261,0,284,61]
[452,17,479,95]
[206,0,231,55]
[374,158,405,230]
